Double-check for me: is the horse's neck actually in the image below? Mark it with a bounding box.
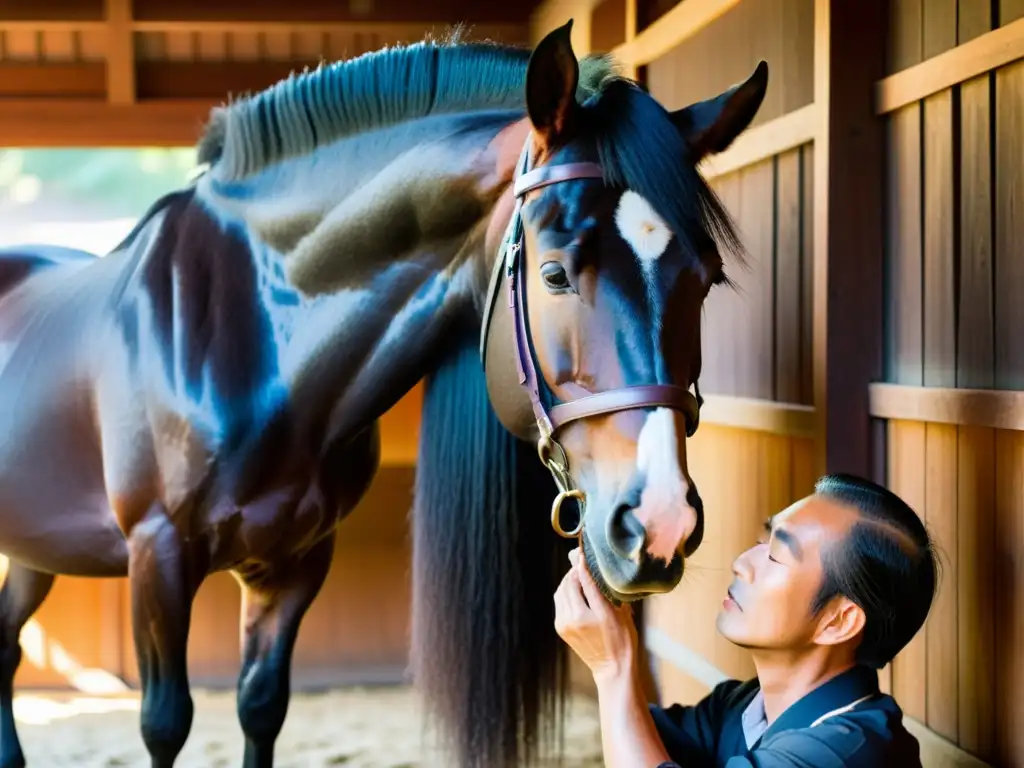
[185,112,517,444]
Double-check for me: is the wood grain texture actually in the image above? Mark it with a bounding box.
[924,422,958,741]
[993,430,1024,766]
[922,88,956,389]
[888,419,927,722]
[956,425,996,761]
[775,150,802,403]
[994,60,1024,391]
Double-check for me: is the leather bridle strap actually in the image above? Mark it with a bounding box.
[507,148,702,441]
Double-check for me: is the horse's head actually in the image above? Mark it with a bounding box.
[482,23,767,602]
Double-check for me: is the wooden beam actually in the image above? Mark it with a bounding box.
[0,63,105,98]
[528,0,601,52]
[700,104,817,180]
[869,384,1024,432]
[130,20,528,42]
[811,0,887,479]
[699,395,816,439]
[0,100,217,146]
[104,0,135,105]
[876,16,1024,114]
[611,0,741,69]
[136,61,324,100]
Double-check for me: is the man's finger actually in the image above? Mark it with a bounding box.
[576,555,615,618]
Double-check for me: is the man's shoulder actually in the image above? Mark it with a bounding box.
[753,693,922,767]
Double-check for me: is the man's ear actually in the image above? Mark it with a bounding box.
[525,20,582,152]
[813,596,867,649]
[670,61,769,163]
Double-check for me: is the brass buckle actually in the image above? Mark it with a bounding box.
[538,434,585,539]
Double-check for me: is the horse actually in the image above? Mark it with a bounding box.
[0,21,767,768]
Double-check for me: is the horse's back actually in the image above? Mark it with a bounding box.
[0,243,98,298]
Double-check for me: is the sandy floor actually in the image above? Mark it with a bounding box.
[13,686,605,767]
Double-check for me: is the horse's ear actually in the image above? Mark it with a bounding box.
[671,61,769,162]
[526,20,581,150]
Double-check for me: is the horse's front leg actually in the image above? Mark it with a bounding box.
[127,506,202,768]
[236,528,336,768]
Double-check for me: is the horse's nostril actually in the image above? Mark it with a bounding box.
[607,503,646,561]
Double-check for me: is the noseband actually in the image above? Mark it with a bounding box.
[480,137,703,539]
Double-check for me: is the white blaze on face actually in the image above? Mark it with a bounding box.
[614,190,673,264]
[635,408,690,563]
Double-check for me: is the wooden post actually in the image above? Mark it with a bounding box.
[812,0,888,479]
[105,0,136,105]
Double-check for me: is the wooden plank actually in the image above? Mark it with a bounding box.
[0,99,215,146]
[903,716,997,768]
[104,0,135,105]
[131,20,528,43]
[775,149,802,403]
[135,60,322,99]
[589,0,627,54]
[1002,0,1024,26]
[799,144,813,405]
[957,0,995,390]
[957,425,996,761]
[738,159,776,400]
[993,430,1024,766]
[0,1,103,22]
[923,0,957,58]
[869,383,1024,431]
[888,420,927,721]
[701,105,817,180]
[132,0,534,25]
[885,106,923,385]
[0,62,105,96]
[780,0,814,114]
[697,395,815,438]
[922,90,956,389]
[39,29,76,60]
[887,0,922,73]
[924,422,958,741]
[994,59,1024,390]
[876,17,1024,113]
[611,0,741,69]
[701,173,740,397]
[812,0,887,478]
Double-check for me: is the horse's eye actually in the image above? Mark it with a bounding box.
[540,261,571,292]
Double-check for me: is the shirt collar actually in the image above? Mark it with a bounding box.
[740,665,881,749]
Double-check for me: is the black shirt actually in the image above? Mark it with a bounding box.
[649,665,922,767]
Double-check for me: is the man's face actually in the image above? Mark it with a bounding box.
[715,494,859,651]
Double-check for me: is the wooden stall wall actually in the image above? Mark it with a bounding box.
[591,0,823,705]
[875,1,1024,765]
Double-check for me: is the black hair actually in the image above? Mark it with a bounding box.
[810,473,938,669]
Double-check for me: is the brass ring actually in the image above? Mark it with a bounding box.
[551,489,585,538]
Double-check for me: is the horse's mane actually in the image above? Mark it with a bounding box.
[197,29,742,266]
[197,29,532,180]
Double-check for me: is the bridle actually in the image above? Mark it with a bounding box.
[480,136,703,540]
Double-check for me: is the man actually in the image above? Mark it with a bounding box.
[554,473,937,767]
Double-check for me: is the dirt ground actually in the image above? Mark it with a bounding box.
[13,686,605,767]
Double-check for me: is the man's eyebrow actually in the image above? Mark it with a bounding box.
[773,527,803,561]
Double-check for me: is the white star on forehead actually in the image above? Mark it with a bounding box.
[614,190,673,263]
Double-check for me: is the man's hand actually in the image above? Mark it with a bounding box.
[553,549,675,768]
[553,547,640,684]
